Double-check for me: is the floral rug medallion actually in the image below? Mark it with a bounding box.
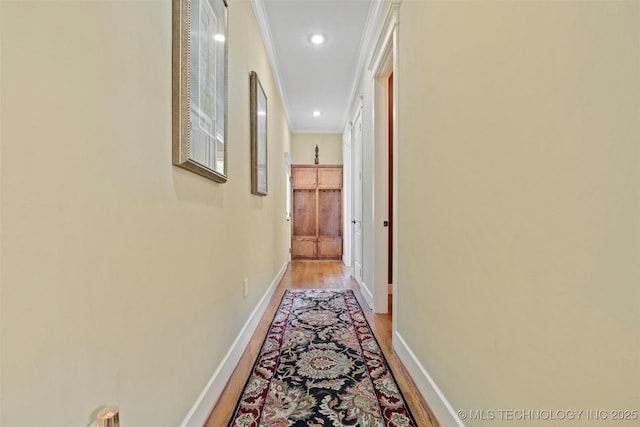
[228,289,417,427]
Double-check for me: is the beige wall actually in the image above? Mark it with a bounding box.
[396,1,639,425]
[291,133,342,165]
[0,1,291,426]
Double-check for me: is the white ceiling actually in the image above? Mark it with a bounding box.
[253,0,382,133]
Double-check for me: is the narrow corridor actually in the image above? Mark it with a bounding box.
[206,261,438,427]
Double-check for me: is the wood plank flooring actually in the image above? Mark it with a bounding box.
[205,261,439,427]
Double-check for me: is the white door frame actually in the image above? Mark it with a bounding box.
[351,101,364,289]
[284,152,293,262]
[369,4,399,315]
[342,123,352,268]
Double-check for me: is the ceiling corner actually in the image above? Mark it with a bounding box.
[251,0,294,131]
[340,0,384,130]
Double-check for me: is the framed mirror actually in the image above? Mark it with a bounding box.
[250,71,268,196]
[173,0,228,182]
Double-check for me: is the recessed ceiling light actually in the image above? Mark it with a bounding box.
[313,110,321,117]
[214,34,225,42]
[309,34,325,45]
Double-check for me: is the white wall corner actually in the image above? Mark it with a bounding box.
[393,332,466,427]
[179,261,289,427]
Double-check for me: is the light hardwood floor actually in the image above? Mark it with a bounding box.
[205,261,439,427]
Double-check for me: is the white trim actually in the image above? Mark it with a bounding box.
[284,152,292,169]
[342,121,353,268]
[340,0,384,130]
[370,2,399,314]
[342,121,353,142]
[391,10,401,344]
[290,129,347,135]
[179,261,289,427]
[284,152,292,223]
[394,332,467,427]
[369,2,400,73]
[251,0,293,130]
[349,96,364,133]
[350,102,364,289]
[358,281,374,310]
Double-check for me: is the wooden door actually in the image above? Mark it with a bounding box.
[292,189,317,258]
[318,189,341,259]
[291,165,342,260]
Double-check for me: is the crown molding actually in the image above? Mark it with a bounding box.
[251,0,293,131]
[340,0,384,130]
[368,2,400,73]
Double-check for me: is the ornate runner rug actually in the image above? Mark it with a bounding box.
[228,289,417,427]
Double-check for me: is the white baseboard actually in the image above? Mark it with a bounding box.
[359,280,374,309]
[393,332,466,427]
[179,261,289,427]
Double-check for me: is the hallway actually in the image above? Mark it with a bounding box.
[1,1,638,426]
[205,261,438,427]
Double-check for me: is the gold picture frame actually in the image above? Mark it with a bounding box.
[173,0,228,182]
[250,71,268,196]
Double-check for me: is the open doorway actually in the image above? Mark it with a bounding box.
[372,66,393,314]
[370,4,398,321]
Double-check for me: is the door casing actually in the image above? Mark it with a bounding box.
[351,105,364,288]
[370,4,399,317]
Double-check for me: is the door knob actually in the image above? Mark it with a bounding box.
[351,220,356,224]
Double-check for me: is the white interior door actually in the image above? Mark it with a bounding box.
[342,125,352,267]
[352,108,364,286]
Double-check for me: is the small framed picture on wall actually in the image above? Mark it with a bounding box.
[250,71,268,196]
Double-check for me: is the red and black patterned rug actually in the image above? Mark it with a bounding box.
[228,289,417,426]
